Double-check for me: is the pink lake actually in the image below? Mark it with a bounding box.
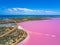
[18,18,60,45]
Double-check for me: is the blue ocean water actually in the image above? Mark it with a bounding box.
[0,15,60,19]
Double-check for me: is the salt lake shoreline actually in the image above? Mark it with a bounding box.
[17,26,29,45]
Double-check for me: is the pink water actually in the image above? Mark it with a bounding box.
[18,18,60,45]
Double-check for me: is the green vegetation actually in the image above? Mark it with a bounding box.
[0,29,27,45]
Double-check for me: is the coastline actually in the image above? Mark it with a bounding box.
[17,26,29,45]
